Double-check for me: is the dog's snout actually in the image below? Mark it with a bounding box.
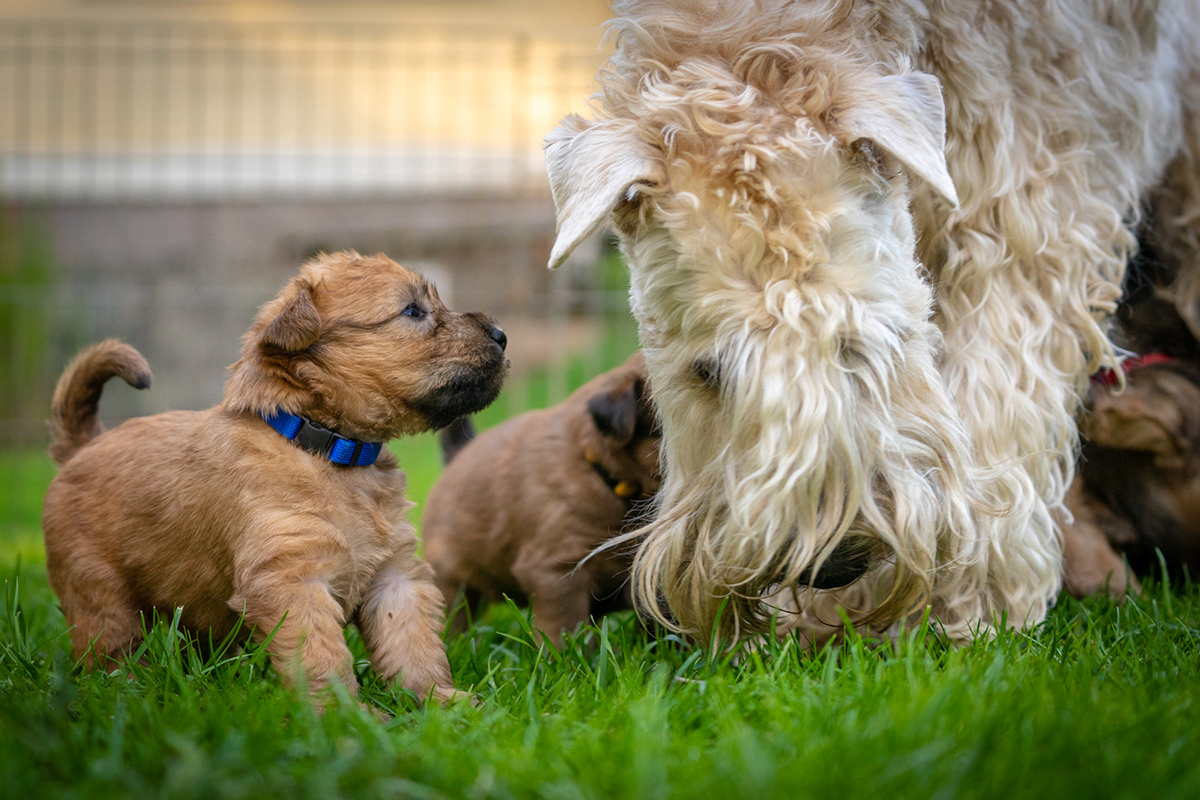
[488,326,507,352]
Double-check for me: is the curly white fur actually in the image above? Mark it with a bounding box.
[546,0,1200,643]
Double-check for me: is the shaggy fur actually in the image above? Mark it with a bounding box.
[423,353,660,645]
[545,0,1200,642]
[41,252,509,703]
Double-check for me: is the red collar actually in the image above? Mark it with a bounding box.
[1092,353,1174,387]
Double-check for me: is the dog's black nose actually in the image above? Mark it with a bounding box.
[796,537,874,590]
[489,326,507,351]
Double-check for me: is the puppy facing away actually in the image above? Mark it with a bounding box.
[422,352,660,645]
[41,251,509,704]
[1069,359,1200,584]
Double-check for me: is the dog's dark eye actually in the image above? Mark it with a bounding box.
[400,303,424,319]
[693,357,721,390]
[613,185,654,237]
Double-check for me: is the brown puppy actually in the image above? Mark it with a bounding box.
[1071,359,1200,583]
[42,251,508,704]
[1058,239,1199,600]
[423,352,659,646]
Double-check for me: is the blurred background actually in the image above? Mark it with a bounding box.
[0,0,638,540]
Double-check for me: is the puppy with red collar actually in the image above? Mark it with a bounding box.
[423,352,660,645]
[1068,356,1200,586]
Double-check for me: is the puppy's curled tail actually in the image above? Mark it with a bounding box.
[438,417,476,465]
[49,339,152,465]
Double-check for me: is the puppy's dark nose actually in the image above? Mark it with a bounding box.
[489,326,507,351]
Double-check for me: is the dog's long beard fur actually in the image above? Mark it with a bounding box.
[620,227,984,641]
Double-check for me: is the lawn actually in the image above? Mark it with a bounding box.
[2,342,1199,799]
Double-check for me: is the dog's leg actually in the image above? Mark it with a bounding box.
[1058,477,1139,599]
[926,172,1135,636]
[52,554,143,670]
[511,544,595,648]
[231,549,358,698]
[355,540,462,705]
[932,264,1121,633]
[435,576,479,638]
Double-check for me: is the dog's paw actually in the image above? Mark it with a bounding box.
[430,687,478,708]
[359,700,392,723]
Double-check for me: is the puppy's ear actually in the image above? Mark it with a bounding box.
[261,279,320,353]
[544,114,659,269]
[587,379,640,445]
[623,352,658,431]
[634,376,657,431]
[839,72,959,207]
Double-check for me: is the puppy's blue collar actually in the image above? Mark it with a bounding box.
[260,409,384,467]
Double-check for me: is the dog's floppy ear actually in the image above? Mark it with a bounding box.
[840,72,959,207]
[545,114,658,269]
[261,278,320,352]
[587,378,641,445]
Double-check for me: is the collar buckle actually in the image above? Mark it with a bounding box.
[294,417,337,456]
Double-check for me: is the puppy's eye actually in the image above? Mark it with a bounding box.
[400,303,425,319]
[693,357,721,390]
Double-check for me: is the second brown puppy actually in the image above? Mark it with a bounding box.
[423,352,660,645]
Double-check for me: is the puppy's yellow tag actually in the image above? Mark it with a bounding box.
[614,481,636,498]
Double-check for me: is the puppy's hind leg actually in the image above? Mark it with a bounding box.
[1058,477,1140,599]
[356,541,463,705]
[436,576,480,638]
[53,555,144,671]
[512,544,595,649]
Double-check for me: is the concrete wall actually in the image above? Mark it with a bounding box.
[43,193,565,309]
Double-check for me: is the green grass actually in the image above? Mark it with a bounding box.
[0,448,57,565]
[2,312,1199,798]
[1,561,1198,799]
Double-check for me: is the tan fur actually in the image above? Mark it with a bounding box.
[48,340,152,466]
[1059,478,1140,599]
[41,251,509,704]
[422,353,660,645]
[545,0,1200,643]
[1074,361,1200,579]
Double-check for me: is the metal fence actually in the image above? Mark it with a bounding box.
[0,20,604,198]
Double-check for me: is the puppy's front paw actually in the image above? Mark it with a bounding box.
[430,686,478,708]
[360,701,393,723]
